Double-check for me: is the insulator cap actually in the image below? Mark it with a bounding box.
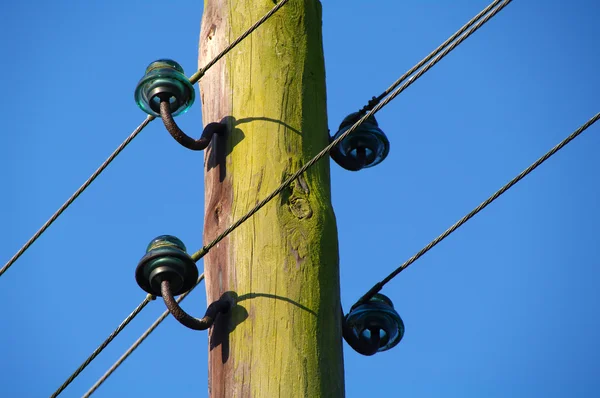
[331,112,390,171]
[345,293,404,355]
[135,235,198,296]
[134,59,195,117]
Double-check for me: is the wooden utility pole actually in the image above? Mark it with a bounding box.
[199,0,344,396]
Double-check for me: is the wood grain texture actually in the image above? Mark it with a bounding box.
[199,1,344,396]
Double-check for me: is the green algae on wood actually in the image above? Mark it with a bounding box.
[199,0,344,396]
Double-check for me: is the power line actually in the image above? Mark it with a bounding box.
[52,253,211,397]
[360,0,512,121]
[82,274,205,398]
[189,0,290,85]
[50,294,155,398]
[2,0,291,280]
[48,0,289,398]
[189,0,513,262]
[49,2,292,395]
[84,106,598,397]
[52,0,510,394]
[75,1,513,394]
[0,116,153,278]
[360,0,505,113]
[355,111,600,307]
[77,0,593,388]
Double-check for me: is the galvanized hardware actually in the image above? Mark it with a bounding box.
[330,112,390,171]
[135,59,225,150]
[136,235,229,331]
[343,293,404,355]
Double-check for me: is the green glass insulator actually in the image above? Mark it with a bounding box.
[134,59,195,117]
[135,235,198,297]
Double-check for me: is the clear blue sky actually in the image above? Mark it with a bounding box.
[2,1,599,397]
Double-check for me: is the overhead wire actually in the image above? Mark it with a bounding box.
[355,111,600,307]
[189,0,290,85]
[81,274,205,398]
[359,0,505,113]
[1,0,291,280]
[51,249,209,398]
[49,1,291,396]
[77,0,514,394]
[0,116,153,278]
[49,294,155,398]
[188,0,513,262]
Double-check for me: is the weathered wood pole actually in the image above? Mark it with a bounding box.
[199,0,344,396]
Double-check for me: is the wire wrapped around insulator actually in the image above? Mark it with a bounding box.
[161,279,231,330]
[159,98,226,150]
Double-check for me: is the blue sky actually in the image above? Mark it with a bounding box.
[2,1,599,397]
